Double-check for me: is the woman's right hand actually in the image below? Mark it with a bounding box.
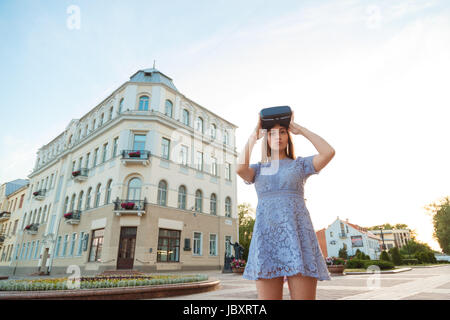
[252,115,264,140]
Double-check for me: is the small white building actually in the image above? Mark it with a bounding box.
[316,217,381,260]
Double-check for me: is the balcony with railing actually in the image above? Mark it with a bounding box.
[32,189,46,201]
[0,211,11,222]
[71,168,89,182]
[339,232,347,238]
[113,198,146,217]
[120,150,151,166]
[63,210,82,225]
[24,223,39,235]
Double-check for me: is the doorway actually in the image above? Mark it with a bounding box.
[116,227,137,269]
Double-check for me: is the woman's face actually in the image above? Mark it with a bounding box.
[267,124,289,153]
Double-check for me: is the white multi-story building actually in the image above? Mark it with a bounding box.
[316,217,381,260]
[3,68,239,276]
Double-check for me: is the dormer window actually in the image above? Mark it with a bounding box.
[144,72,152,77]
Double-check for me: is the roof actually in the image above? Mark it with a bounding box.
[5,179,29,196]
[129,68,179,92]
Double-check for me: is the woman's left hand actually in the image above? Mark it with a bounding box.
[288,110,304,135]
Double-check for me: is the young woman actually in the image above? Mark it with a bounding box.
[236,110,335,300]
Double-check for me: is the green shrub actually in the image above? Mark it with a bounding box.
[338,247,348,259]
[389,247,403,265]
[401,258,418,265]
[346,259,366,269]
[380,250,390,261]
[364,260,395,270]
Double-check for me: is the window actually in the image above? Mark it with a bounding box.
[105,180,112,204]
[113,137,118,157]
[19,194,24,209]
[182,109,189,126]
[127,178,142,200]
[109,106,113,121]
[225,163,231,180]
[211,157,217,176]
[210,194,217,215]
[93,119,96,130]
[180,145,188,166]
[34,240,40,259]
[89,229,104,262]
[196,117,204,133]
[85,153,90,169]
[178,186,186,209]
[70,194,76,212]
[210,124,216,139]
[209,234,217,256]
[223,130,229,145]
[133,134,146,151]
[100,113,104,126]
[225,197,232,217]
[165,100,173,117]
[72,161,76,173]
[138,96,149,111]
[161,138,170,160]
[94,184,101,208]
[196,151,203,171]
[158,180,167,206]
[330,231,334,237]
[78,157,83,170]
[225,235,232,257]
[64,196,69,214]
[102,143,109,163]
[195,189,202,212]
[193,232,202,255]
[77,191,84,210]
[157,229,180,262]
[119,98,124,113]
[77,232,85,256]
[93,148,99,166]
[29,242,35,260]
[86,187,92,210]
[69,233,77,256]
[62,234,69,257]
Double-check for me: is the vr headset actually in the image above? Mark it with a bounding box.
[260,106,292,130]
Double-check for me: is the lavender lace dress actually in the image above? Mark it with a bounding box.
[242,155,331,281]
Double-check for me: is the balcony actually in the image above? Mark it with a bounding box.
[113,199,146,217]
[24,223,39,235]
[339,232,347,238]
[64,210,82,225]
[33,189,46,201]
[0,211,11,222]
[71,168,89,182]
[121,150,151,166]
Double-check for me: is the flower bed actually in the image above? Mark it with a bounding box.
[0,274,209,291]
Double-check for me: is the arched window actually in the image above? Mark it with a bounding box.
[223,130,229,145]
[68,135,73,146]
[165,100,173,117]
[225,197,232,217]
[182,109,190,126]
[210,193,217,215]
[37,208,42,225]
[70,194,76,212]
[94,184,101,208]
[119,98,124,113]
[78,191,84,210]
[196,117,204,133]
[86,187,92,210]
[138,96,149,111]
[42,205,47,224]
[195,189,202,213]
[22,212,27,229]
[158,180,167,206]
[105,179,112,204]
[64,196,69,214]
[109,106,113,121]
[210,124,216,139]
[178,185,186,209]
[127,178,142,200]
[100,113,104,126]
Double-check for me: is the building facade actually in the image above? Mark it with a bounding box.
[370,229,412,250]
[316,217,381,260]
[1,68,239,276]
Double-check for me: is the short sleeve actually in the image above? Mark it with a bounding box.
[243,162,261,185]
[297,155,319,179]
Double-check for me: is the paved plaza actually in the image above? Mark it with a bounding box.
[151,265,450,300]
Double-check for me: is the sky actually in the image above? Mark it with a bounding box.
[0,0,449,252]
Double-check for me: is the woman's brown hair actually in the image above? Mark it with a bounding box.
[260,125,296,163]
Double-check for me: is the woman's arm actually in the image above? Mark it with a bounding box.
[236,116,263,182]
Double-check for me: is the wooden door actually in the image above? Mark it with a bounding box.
[116,227,137,269]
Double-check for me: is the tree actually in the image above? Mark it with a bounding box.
[238,202,256,261]
[380,250,390,261]
[338,247,348,259]
[425,196,450,254]
[389,247,402,265]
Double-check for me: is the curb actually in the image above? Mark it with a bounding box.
[344,267,412,275]
[0,278,221,300]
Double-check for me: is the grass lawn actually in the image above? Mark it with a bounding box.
[344,263,450,272]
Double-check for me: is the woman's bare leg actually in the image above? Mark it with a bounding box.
[255,276,284,300]
[286,273,318,300]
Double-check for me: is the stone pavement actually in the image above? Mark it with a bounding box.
[150,265,450,300]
